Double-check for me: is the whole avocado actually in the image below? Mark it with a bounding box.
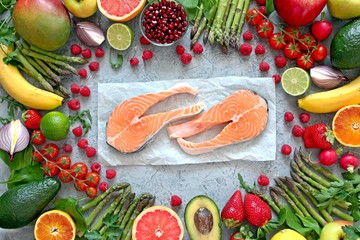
[0,177,61,229]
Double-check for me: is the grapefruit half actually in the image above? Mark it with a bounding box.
[132,206,184,240]
[332,104,360,147]
[97,0,146,22]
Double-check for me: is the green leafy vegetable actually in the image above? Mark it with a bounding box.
[109,50,123,69]
[5,164,44,189]
[266,0,274,15]
[84,214,122,240]
[177,0,199,21]
[55,198,87,233]
[202,0,218,20]
[342,223,360,240]
[7,144,33,171]
[68,109,93,134]
[0,95,27,125]
[0,20,18,46]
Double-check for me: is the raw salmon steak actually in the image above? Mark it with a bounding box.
[106,83,205,153]
[168,89,268,155]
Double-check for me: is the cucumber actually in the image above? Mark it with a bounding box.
[0,177,61,229]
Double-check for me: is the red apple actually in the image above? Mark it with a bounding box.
[274,0,327,26]
[320,220,358,240]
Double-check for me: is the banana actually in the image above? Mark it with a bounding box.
[298,75,360,113]
[0,45,63,110]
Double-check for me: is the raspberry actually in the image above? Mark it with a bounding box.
[63,144,73,153]
[284,111,294,122]
[90,162,101,173]
[95,47,105,58]
[256,0,266,5]
[99,182,109,192]
[142,50,153,60]
[180,53,192,65]
[257,6,267,14]
[85,146,97,158]
[67,99,80,110]
[239,43,252,56]
[106,169,117,179]
[281,144,292,155]
[299,113,310,123]
[139,36,151,45]
[89,62,100,72]
[242,30,253,41]
[77,138,88,149]
[272,74,281,84]
[259,61,270,72]
[80,86,91,97]
[72,126,83,137]
[70,83,80,94]
[81,48,92,58]
[192,43,204,54]
[78,68,87,79]
[70,44,82,55]
[170,195,182,207]
[176,45,185,55]
[130,57,139,66]
[255,44,266,55]
[275,55,287,68]
[292,124,305,137]
[257,175,270,186]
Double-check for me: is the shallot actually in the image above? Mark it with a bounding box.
[0,119,30,158]
[76,21,105,47]
[310,65,347,89]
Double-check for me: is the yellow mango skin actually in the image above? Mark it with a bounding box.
[298,75,360,113]
[328,0,360,20]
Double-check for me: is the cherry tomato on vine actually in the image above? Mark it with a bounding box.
[42,161,59,177]
[296,54,314,70]
[269,33,286,50]
[283,42,301,60]
[256,20,274,38]
[31,130,45,145]
[311,44,328,62]
[86,186,98,198]
[85,172,101,188]
[298,33,316,51]
[283,25,300,42]
[58,170,73,183]
[70,162,88,180]
[32,149,45,163]
[74,179,86,191]
[56,155,71,169]
[245,8,263,26]
[43,143,60,160]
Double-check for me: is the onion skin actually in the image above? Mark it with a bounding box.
[76,21,105,47]
[310,65,347,89]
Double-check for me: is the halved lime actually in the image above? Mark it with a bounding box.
[281,67,310,96]
[106,23,134,51]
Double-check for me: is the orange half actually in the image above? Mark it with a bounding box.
[332,104,360,147]
[34,210,76,240]
[97,0,146,22]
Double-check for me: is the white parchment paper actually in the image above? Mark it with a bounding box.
[97,76,276,165]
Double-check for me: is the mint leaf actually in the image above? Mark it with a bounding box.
[342,224,360,240]
[109,50,123,69]
[84,231,102,240]
[103,214,120,228]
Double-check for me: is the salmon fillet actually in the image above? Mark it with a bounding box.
[168,89,268,155]
[106,83,205,153]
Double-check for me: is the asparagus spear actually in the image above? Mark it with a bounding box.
[290,160,328,191]
[222,0,239,47]
[250,189,280,214]
[118,193,136,224]
[270,186,304,217]
[202,4,217,45]
[33,58,62,84]
[269,189,284,210]
[191,17,207,49]
[23,55,51,79]
[228,0,244,48]
[234,0,250,48]
[47,62,72,75]
[208,0,230,45]
[191,2,204,39]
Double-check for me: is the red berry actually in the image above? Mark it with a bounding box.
[257,175,270,186]
[255,44,266,55]
[176,45,185,55]
[272,74,281,84]
[259,61,270,72]
[70,44,82,55]
[299,113,310,123]
[139,36,151,45]
[284,111,294,122]
[63,144,73,153]
[85,146,97,158]
[80,86,91,97]
[70,83,80,94]
[89,62,100,72]
[239,43,252,56]
[90,162,101,173]
[130,57,139,66]
[292,124,305,137]
[281,144,292,155]
[257,5,266,14]
[99,182,109,192]
[95,47,105,58]
[256,0,266,6]
[77,138,88,149]
[81,48,92,58]
[170,195,182,207]
[72,126,83,137]
[192,43,204,54]
[242,30,253,41]
[274,55,287,68]
[78,68,87,79]
[180,53,192,65]
[142,50,153,60]
[67,99,80,110]
[106,169,117,179]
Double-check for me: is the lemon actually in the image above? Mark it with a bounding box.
[40,111,70,141]
[106,23,134,51]
[271,229,306,240]
[281,67,310,96]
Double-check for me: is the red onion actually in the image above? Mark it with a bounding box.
[310,65,348,89]
[0,120,30,158]
[76,21,105,47]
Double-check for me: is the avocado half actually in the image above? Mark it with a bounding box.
[184,195,222,240]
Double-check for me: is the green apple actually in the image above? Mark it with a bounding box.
[328,0,360,20]
[320,220,356,240]
[63,0,97,18]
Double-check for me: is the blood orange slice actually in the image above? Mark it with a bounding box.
[97,0,146,22]
[132,206,184,240]
[34,209,76,240]
[332,104,360,147]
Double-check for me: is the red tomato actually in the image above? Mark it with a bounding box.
[298,34,316,51]
[70,162,88,180]
[31,130,45,145]
[32,149,45,163]
[56,155,72,170]
[283,26,300,42]
[74,179,86,191]
[43,143,60,160]
[86,186,98,198]
[85,172,100,188]
[245,8,264,26]
[296,54,314,70]
[58,170,73,183]
[283,42,301,60]
[256,20,274,38]
[269,33,286,50]
[311,44,328,62]
[42,161,59,177]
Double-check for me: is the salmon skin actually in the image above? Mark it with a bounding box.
[106,83,205,153]
[168,89,268,155]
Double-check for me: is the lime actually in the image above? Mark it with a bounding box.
[281,67,310,96]
[106,23,134,50]
[40,111,70,141]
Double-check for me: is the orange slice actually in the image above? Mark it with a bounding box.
[97,0,146,22]
[332,104,360,147]
[34,209,76,240]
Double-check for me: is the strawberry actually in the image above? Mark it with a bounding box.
[221,190,245,228]
[243,193,272,227]
[302,123,334,149]
[21,109,42,129]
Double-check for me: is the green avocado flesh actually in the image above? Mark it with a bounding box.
[184,195,222,240]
